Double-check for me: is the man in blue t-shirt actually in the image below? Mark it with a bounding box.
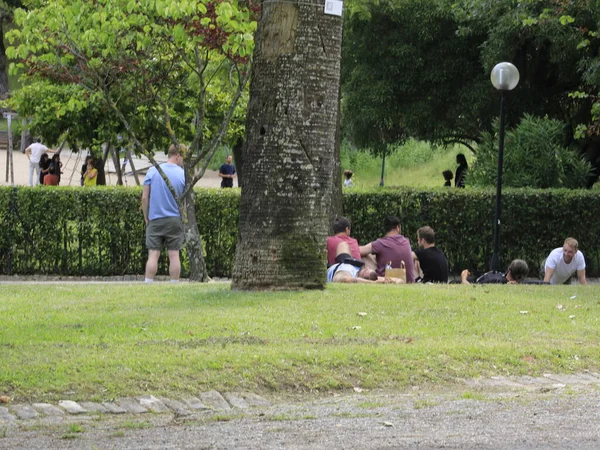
[142,144,186,283]
[218,155,236,188]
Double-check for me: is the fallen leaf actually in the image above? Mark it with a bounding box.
[353,387,364,393]
[569,315,576,319]
[520,311,529,314]
[556,304,565,310]
[382,421,395,428]
[0,396,10,404]
[357,312,367,317]
[351,326,361,330]
[570,295,577,300]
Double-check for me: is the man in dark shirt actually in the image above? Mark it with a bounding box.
[461,259,529,284]
[218,155,236,188]
[412,226,448,283]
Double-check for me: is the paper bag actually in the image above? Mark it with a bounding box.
[385,261,406,282]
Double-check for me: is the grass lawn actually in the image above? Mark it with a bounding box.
[1,283,598,403]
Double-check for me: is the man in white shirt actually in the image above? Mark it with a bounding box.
[25,138,49,186]
[543,237,587,285]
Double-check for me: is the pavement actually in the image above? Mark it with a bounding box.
[0,148,223,188]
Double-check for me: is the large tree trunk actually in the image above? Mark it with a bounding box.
[182,191,208,282]
[232,1,344,290]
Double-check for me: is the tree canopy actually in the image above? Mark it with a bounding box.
[342,0,600,179]
[6,0,257,280]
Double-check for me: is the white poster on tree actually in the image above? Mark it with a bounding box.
[324,0,343,16]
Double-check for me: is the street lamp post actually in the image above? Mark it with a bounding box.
[490,62,519,272]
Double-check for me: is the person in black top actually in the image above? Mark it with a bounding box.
[455,153,468,188]
[442,170,453,187]
[412,226,449,283]
[461,259,529,284]
[218,155,236,188]
[39,154,51,185]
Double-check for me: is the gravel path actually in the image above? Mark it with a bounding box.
[2,379,600,449]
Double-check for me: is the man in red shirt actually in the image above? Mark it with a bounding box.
[360,215,415,282]
[326,216,361,266]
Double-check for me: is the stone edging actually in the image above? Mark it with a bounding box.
[0,390,269,423]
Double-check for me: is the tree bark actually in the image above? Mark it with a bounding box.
[182,191,208,282]
[232,0,344,290]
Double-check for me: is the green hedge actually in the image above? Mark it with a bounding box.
[0,186,598,278]
[0,186,238,278]
[344,188,600,277]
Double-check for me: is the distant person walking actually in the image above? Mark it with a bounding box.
[455,153,468,188]
[142,144,186,283]
[218,155,236,188]
[25,138,49,186]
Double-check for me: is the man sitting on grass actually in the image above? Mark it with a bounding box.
[461,259,529,284]
[328,242,404,284]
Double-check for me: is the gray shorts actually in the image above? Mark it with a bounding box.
[146,217,184,251]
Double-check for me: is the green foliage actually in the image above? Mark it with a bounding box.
[342,0,600,181]
[343,187,600,276]
[470,115,593,188]
[342,0,492,150]
[341,140,472,188]
[5,0,255,179]
[0,186,238,277]
[2,186,600,278]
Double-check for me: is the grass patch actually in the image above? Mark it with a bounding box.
[118,421,153,430]
[341,140,474,188]
[1,283,599,402]
[460,391,487,401]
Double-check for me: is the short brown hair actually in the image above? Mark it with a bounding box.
[168,143,186,158]
[564,237,578,251]
[417,226,435,244]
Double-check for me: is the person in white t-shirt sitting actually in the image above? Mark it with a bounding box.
[543,237,587,285]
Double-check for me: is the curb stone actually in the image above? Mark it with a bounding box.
[0,390,270,424]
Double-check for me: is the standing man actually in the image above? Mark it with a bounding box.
[218,155,236,188]
[360,215,415,282]
[412,226,449,283]
[142,144,186,283]
[543,237,587,285]
[25,138,49,186]
[326,216,361,265]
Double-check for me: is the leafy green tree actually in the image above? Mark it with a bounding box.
[342,0,600,185]
[7,0,256,280]
[342,0,492,152]
[469,115,592,189]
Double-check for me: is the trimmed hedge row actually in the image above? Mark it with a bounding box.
[345,188,600,277]
[0,187,238,277]
[0,186,598,278]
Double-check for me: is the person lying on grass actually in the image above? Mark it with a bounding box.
[461,259,529,284]
[327,242,405,284]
